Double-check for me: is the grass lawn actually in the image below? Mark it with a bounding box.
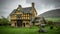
[0,26,58,34]
[45,18,60,22]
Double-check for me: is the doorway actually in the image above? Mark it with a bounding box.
[17,20,22,27]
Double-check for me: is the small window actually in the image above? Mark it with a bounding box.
[28,17,29,19]
[24,15,25,16]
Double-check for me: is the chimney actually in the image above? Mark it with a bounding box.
[32,2,35,8]
[18,5,22,8]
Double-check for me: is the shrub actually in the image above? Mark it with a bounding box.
[47,21,54,25]
[0,16,10,26]
[55,26,60,34]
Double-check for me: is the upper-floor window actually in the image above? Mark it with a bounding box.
[28,14,29,16]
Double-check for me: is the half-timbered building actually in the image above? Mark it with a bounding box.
[10,3,37,27]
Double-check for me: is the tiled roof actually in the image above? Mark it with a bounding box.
[22,7,32,13]
[10,7,32,15]
[32,17,41,22]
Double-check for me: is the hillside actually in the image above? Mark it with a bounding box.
[39,9,60,18]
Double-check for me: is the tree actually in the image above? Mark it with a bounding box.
[0,16,10,26]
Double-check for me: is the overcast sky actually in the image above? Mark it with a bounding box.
[0,0,60,17]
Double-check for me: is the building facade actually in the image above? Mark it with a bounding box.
[10,3,37,27]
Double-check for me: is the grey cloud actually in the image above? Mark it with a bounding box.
[0,0,60,17]
[26,0,60,8]
[26,0,60,15]
[0,0,20,17]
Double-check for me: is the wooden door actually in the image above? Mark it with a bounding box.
[17,20,22,27]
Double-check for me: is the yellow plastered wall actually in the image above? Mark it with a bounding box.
[10,14,16,20]
[11,21,16,27]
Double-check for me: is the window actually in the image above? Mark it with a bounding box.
[11,14,16,18]
[26,17,27,19]
[28,17,29,19]
[26,14,28,17]
[24,15,25,16]
[24,17,25,19]
[28,14,29,16]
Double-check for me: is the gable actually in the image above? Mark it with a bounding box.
[15,10,23,14]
